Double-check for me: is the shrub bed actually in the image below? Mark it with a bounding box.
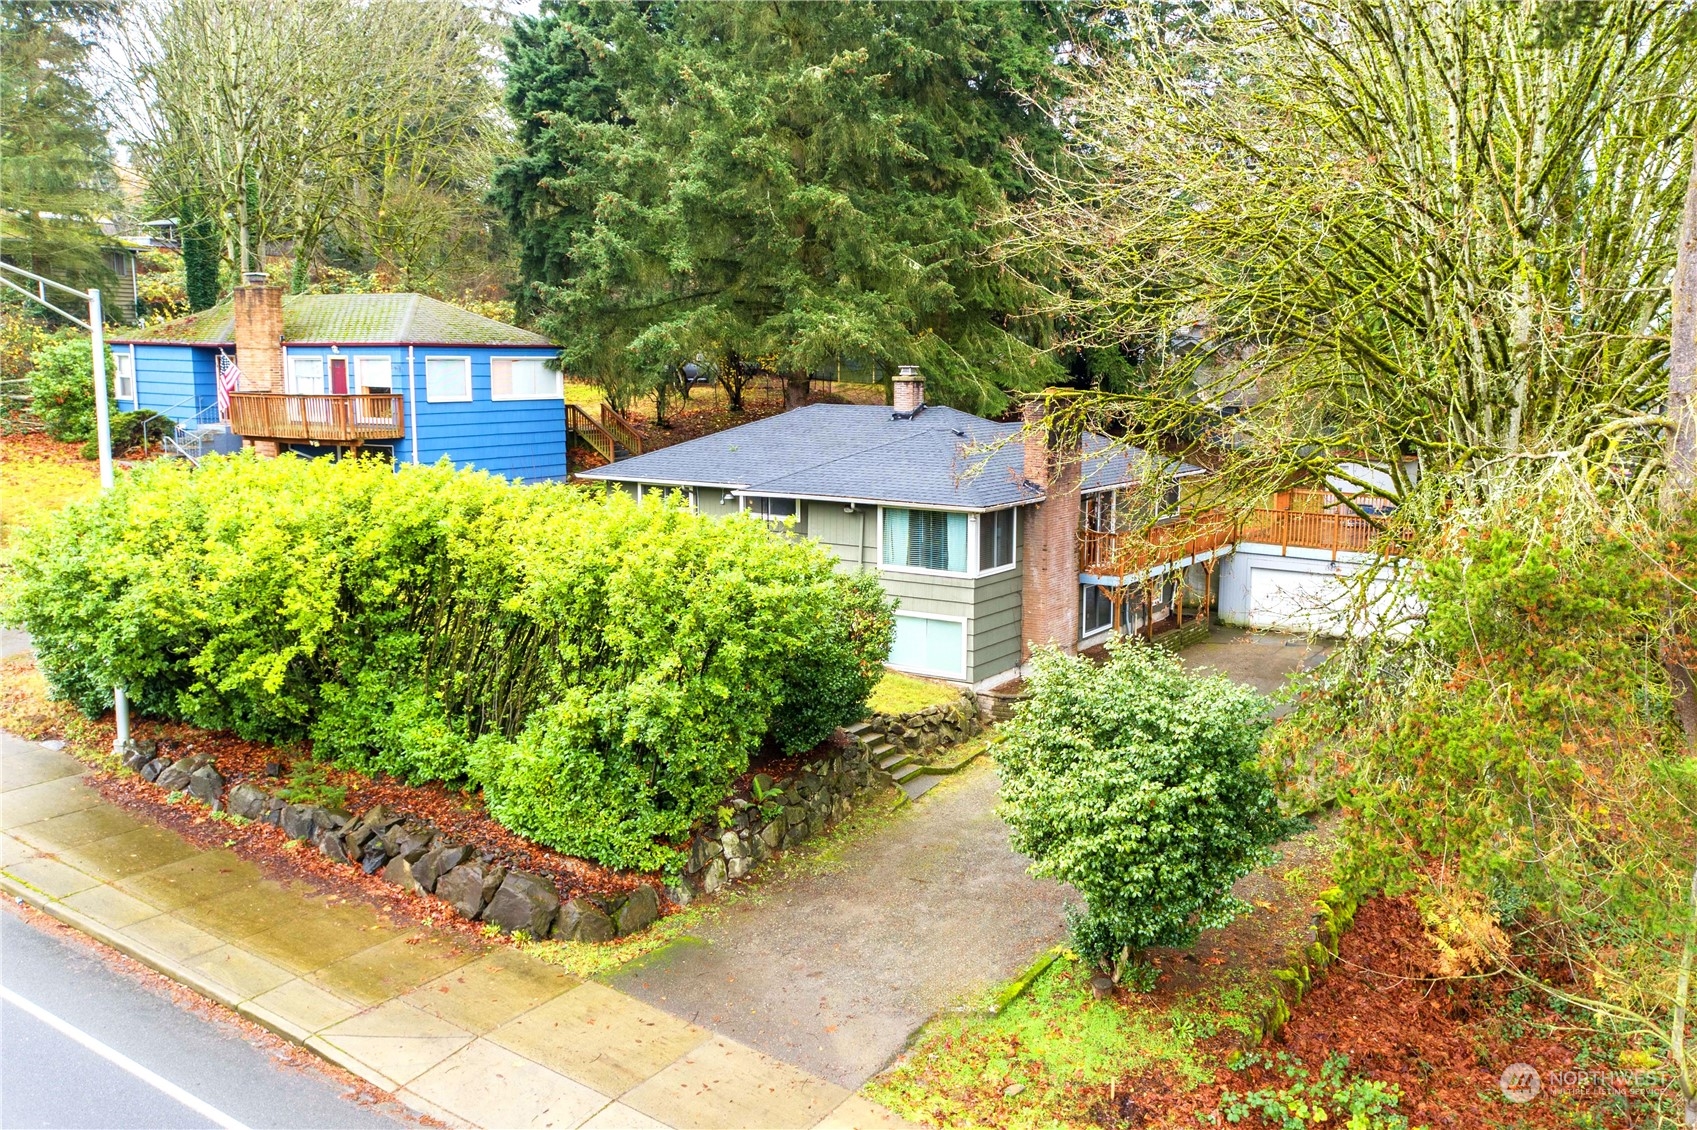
[5,453,893,870]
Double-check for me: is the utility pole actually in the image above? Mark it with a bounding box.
[0,261,131,750]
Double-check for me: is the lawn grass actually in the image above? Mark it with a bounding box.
[866,668,961,715]
[864,955,1261,1129]
[864,821,1342,1129]
[0,438,101,551]
[562,380,604,406]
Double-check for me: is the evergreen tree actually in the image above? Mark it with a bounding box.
[495,0,1075,415]
[0,1,117,291]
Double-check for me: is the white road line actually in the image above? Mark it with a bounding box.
[0,984,251,1130]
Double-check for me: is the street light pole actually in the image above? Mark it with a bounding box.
[86,287,129,745]
[0,261,130,751]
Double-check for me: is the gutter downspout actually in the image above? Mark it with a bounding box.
[407,345,419,464]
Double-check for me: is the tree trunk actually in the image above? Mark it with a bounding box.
[1666,126,1697,753]
[783,369,810,409]
[1667,124,1697,506]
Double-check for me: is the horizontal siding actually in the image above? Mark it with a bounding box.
[969,545,1025,682]
[274,345,567,483]
[132,344,217,423]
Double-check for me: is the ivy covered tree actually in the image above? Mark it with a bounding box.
[494,0,1076,415]
[176,190,222,311]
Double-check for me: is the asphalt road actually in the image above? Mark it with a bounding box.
[0,907,417,1130]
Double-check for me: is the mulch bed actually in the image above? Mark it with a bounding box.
[1089,897,1659,1129]
[1,655,650,933]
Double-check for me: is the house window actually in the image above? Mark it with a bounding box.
[354,356,393,393]
[288,355,326,395]
[491,357,561,400]
[1082,584,1114,636]
[889,613,965,678]
[425,356,471,402]
[979,509,1015,570]
[1082,492,1117,533]
[112,350,135,401]
[745,496,802,530]
[882,508,967,573]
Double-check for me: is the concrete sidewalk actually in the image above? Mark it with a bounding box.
[0,732,913,1130]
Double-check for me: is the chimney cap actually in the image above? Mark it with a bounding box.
[242,271,268,285]
[897,364,920,378]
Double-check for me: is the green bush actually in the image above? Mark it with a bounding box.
[89,409,175,459]
[998,641,1286,968]
[5,453,893,869]
[27,336,115,442]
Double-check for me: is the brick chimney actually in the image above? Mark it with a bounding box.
[233,272,285,456]
[892,364,924,414]
[1020,398,1082,658]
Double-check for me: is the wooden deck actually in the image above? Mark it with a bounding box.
[228,393,405,443]
[1080,490,1390,577]
[1080,513,1238,577]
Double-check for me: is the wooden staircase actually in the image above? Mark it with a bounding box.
[568,403,644,464]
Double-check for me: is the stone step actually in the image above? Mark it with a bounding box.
[878,751,913,772]
[867,740,896,759]
[843,720,874,737]
[899,773,943,802]
[888,761,926,784]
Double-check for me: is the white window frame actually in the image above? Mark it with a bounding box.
[424,355,473,403]
[877,506,972,577]
[287,354,327,395]
[888,610,969,680]
[741,495,803,531]
[353,354,394,393]
[112,345,136,402]
[1081,583,1116,641]
[878,505,1016,578]
[490,355,562,401]
[973,508,1018,577]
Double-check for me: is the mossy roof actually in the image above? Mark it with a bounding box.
[111,293,553,347]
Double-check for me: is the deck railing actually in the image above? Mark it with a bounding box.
[228,393,404,442]
[1080,513,1239,577]
[1080,493,1391,575]
[599,404,643,456]
[1239,506,1378,555]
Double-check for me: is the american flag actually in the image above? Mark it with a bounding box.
[216,353,241,421]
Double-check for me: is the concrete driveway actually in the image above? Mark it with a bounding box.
[607,761,1074,1090]
[608,626,1324,1090]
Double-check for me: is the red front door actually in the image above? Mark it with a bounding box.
[329,357,349,395]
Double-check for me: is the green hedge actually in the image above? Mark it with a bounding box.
[5,454,893,870]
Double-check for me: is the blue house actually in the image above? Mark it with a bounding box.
[108,281,567,482]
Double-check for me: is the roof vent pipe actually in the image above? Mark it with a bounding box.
[892,364,925,418]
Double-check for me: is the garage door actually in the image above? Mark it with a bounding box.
[1248,567,1347,635]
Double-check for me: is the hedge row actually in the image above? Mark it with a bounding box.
[5,454,893,870]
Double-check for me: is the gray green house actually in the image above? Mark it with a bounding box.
[577,371,1202,689]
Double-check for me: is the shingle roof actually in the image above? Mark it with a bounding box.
[110,293,553,347]
[578,404,1203,509]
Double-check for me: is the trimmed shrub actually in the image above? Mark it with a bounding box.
[998,641,1286,969]
[5,453,893,869]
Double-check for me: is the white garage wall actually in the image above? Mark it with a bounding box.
[1216,546,1418,638]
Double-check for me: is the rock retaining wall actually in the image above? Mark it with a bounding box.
[671,739,876,903]
[119,740,660,943]
[669,695,983,902]
[862,693,983,761]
